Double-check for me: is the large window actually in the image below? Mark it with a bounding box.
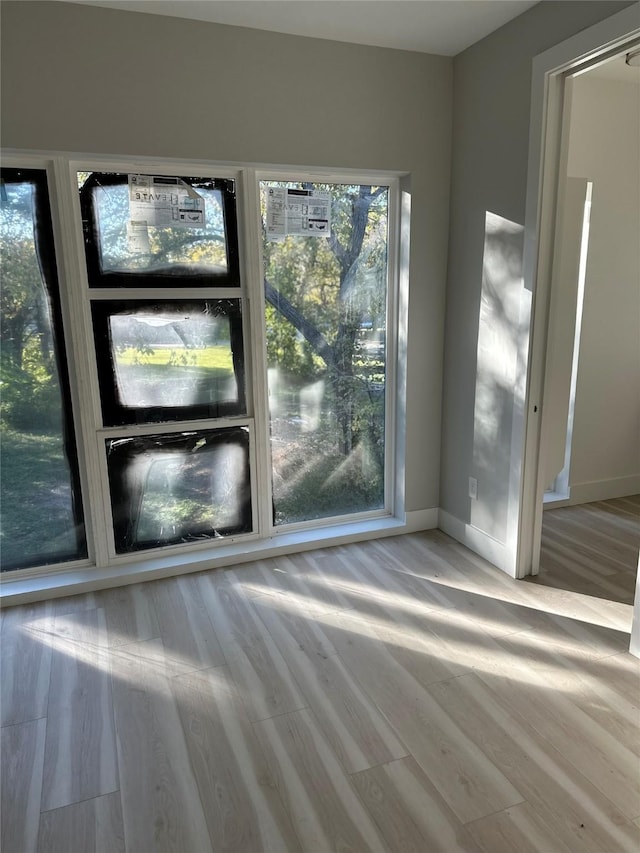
[0,161,396,575]
[0,169,86,570]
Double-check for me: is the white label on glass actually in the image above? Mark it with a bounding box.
[266,188,331,240]
[128,174,206,228]
[127,220,151,254]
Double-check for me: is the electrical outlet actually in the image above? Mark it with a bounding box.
[468,476,478,500]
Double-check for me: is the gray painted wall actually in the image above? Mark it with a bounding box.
[567,73,640,501]
[440,0,634,543]
[0,0,452,514]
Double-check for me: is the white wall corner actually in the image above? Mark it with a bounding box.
[438,509,514,576]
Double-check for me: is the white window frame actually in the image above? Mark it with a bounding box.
[254,168,401,536]
[1,152,409,603]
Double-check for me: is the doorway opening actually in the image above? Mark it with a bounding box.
[526,43,640,606]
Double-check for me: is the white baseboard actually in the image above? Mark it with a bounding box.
[404,508,439,532]
[568,475,640,506]
[631,567,640,660]
[437,509,513,576]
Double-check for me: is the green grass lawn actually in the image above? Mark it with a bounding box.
[116,345,233,369]
[0,428,84,570]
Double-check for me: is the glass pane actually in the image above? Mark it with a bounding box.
[0,170,87,571]
[79,172,239,285]
[261,181,389,525]
[92,299,246,426]
[106,427,251,554]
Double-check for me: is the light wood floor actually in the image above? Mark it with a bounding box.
[2,530,639,852]
[532,495,640,605]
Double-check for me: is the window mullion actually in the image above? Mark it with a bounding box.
[239,168,273,538]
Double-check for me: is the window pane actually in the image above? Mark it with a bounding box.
[79,173,240,286]
[106,427,251,554]
[92,299,246,426]
[261,182,388,525]
[0,169,87,571]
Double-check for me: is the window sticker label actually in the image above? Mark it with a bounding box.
[266,188,331,240]
[126,220,151,254]
[128,174,206,228]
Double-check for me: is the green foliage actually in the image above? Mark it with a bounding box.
[137,494,213,541]
[1,349,63,433]
[272,430,385,525]
[1,182,63,433]
[262,181,389,484]
[265,304,319,378]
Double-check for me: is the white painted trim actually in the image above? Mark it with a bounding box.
[0,514,429,606]
[438,510,512,576]
[404,508,438,532]
[630,557,640,659]
[384,178,402,518]
[4,150,409,184]
[516,4,640,580]
[240,168,273,539]
[566,476,640,506]
[542,495,572,510]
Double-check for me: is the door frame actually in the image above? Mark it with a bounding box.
[514,2,640,580]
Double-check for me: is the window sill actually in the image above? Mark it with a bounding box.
[0,513,431,606]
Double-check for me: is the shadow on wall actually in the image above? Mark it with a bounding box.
[470,212,528,542]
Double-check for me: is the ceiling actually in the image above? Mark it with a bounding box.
[66,0,540,56]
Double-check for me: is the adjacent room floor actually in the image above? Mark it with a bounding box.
[532,494,640,605]
[2,528,639,852]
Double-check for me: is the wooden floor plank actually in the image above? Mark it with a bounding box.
[38,791,125,853]
[466,802,576,853]
[248,591,408,773]
[253,708,388,852]
[110,638,214,853]
[484,632,640,756]
[472,639,640,819]
[0,718,46,853]
[41,608,118,812]
[172,665,303,852]
[535,496,639,603]
[277,550,359,615]
[198,572,264,653]
[351,756,482,852]
[234,552,354,618]
[319,608,525,823]
[149,575,226,671]
[102,582,159,648]
[325,553,504,684]
[52,591,100,615]
[198,574,306,722]
[537,547,633,602]
[0,601,54,727]
[430,671,640,852]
